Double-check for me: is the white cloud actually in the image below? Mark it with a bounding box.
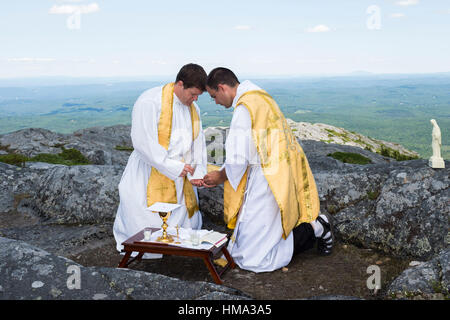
[7,58,55,63]
[295,58,336,64]
[67,58,95,63]
[390,13,405,18]
[369,57,391,63]
[234,25,251,30]
[251,59,274,64]
[306,25,330,33]
[151,60,167,65]
[395,0,419,6]
[49,3,100,14]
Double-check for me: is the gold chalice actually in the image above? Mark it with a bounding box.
[156,211,174,243]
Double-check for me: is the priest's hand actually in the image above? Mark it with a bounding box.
[201,181,217,188]
[203,170,227,186]
[179,164,195,177]
[190,179,204,187]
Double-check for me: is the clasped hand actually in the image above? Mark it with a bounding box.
[190,176,216,188]
[191,170,226,188]
[179,164,216,188]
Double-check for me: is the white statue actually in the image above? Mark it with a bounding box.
[429,119,445,168]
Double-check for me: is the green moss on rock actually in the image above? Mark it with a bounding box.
[327,152,372,165]
[0,148,90,166]
[0,153,29,166]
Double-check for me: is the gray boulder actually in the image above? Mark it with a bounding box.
[66,125,132,166]
[0,161,122,257]
[0,125,133,166]
[387,248,449,299]
[0,162,52,216]
[0,128,67,157]
[0,161,123,225]
[0,223,114,258]
[325,159,449,260]
[33,164,123,224]
[0,237,250,300]
[0,163,24,214]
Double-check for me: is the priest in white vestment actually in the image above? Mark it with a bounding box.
[113,64,208,256]
[203,68,333,273]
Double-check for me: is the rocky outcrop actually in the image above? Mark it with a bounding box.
[0,237,250,300]
[34,164,123,224]
[0,123,448,300]
[0,126,132,166]
[0,162,51,216]
[2,126,447,260]
[317,159,449,260]
[0,161,123,224]
[387,248,449,299]
[286,120,419,159]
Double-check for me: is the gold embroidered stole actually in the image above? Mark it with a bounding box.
[223,90,320,239]
[205,163,247,230]
[146,82,200,218]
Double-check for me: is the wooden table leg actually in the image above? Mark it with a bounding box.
[202,255,223,285]
[118,251,132,268]
[221,247,236,269]
[124,252,145,266]
[135,252,144,262]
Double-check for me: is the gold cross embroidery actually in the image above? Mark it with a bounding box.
[155,183,169,193]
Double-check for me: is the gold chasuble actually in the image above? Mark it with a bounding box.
[146,82,200,218]
[224,90,320,239]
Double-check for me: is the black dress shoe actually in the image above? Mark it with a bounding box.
[316,214,333,256]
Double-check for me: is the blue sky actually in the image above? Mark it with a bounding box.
[0,0,449,78]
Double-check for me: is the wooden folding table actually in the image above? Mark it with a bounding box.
[118,228,236,285]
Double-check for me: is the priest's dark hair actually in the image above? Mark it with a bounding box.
[175,63,207,91]
[206,67,240,90]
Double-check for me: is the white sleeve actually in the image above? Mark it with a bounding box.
[130,92,184,181]
[224,104,252,190]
